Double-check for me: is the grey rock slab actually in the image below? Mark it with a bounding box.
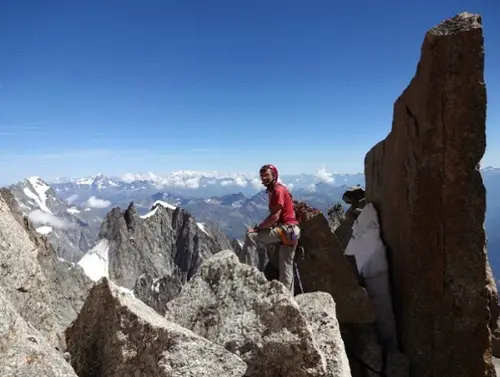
[0,190,92,349]
[0,286,78,377]
[66,277,247,377]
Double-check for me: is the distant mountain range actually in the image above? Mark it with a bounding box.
[49,170,365,199]
[4,166,500,284]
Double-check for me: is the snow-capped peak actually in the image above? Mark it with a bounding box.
[67,173,120,190]
[47,169,367,200]
[27,176,49,188]
[122,171,159,183]
[153,200,177,210]
[23,176,52,214]
[140,200,177,219]
[75,176,96,186]
[482,165,499,172]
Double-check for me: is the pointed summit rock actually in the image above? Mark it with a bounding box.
[81,201,234,290]
[364,12,499,377]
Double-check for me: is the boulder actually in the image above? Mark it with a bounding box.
[336,186,367,252]
[295,292,352,377]
[364,12,499,377]
[65,277,247,377]
[0,287,78,377]
[342,186,365,207]
[165,250,329,377]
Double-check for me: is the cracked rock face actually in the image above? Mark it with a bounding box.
[0,189,92,350]
[0,286,78,377]
[364,12,499,377]
[66,278,247,377]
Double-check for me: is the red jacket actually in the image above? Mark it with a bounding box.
[267,183,298,225]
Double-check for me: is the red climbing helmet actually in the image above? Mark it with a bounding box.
[259,164,279,181]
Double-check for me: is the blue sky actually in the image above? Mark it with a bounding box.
[1,0,499,184]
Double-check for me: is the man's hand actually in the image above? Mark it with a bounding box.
[248,223,261,233]
[248,225,259,233]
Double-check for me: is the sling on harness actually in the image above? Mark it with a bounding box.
[275,224,299,246]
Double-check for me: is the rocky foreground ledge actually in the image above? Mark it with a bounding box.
[66,250,352,377]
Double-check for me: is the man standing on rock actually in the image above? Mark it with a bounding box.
[240,164,300,292]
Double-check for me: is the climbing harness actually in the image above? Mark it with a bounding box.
[275,224,299,246]
[276,224,304,293]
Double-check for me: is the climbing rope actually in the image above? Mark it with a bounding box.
[293,246,305,294]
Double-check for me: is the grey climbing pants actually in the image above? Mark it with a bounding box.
[241,225,300,292]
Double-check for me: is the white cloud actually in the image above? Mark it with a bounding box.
[66,194,79,205]
[233,176,248,187]
[251,178,263,190]
[316,167,335,183]
[184,177,200,189]
[28,210,72,229]
[86,196,111,209]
